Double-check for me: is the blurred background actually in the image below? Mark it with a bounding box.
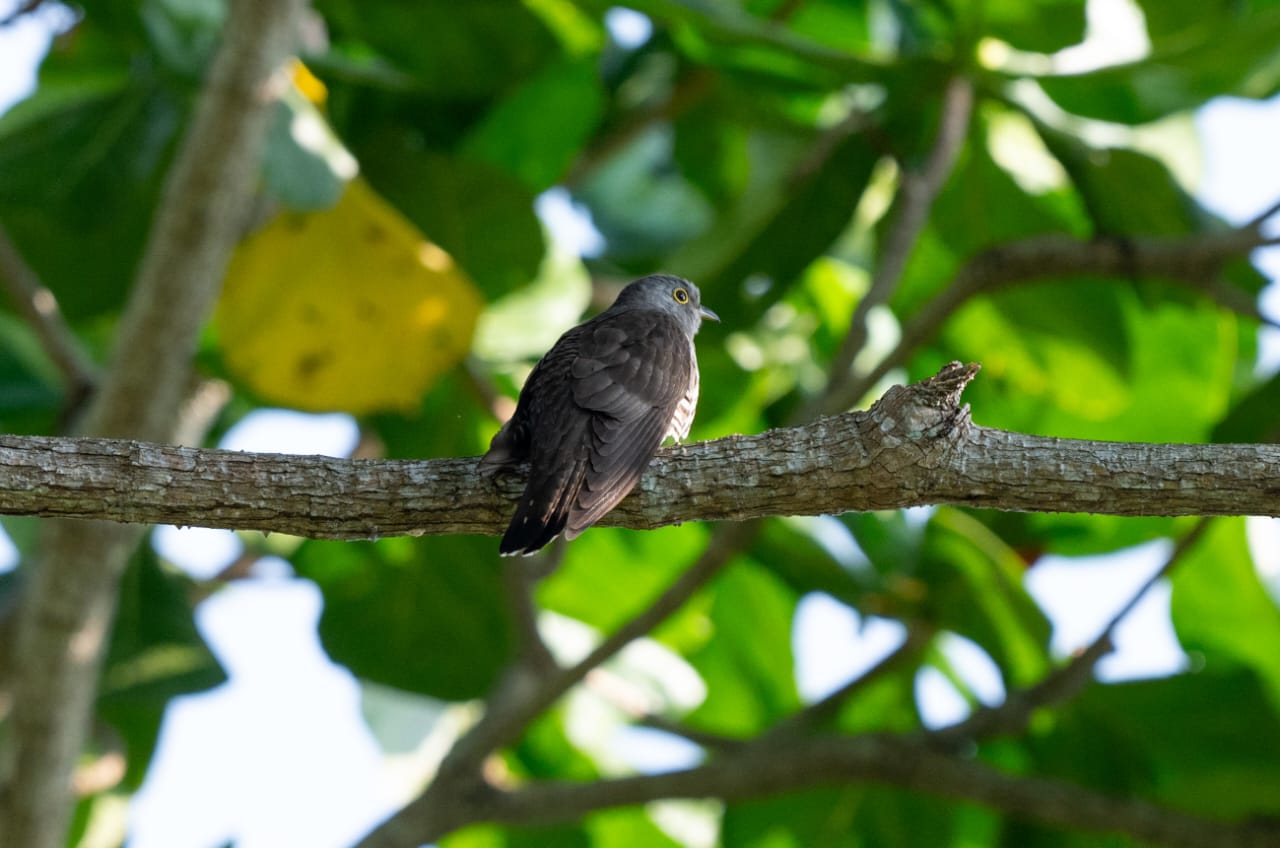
[1,0,1280,846]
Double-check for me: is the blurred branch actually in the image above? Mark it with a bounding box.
[365,730,1280,848]
[503,557,556,672]
[0,365,1277,536]
[586,668,744,751]
[1246,196,1280,230]
[0,0,45,27]
[767,624,934,738]
[827,226,1280,412]
[356,522,754,847]
[930,518,1212,750]
[0,2,306,846]
[0,222,98,407]
[812,75,973,419]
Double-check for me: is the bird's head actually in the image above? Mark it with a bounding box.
[610,274,719,335]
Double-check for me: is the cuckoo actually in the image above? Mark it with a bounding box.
[481,274,718,555]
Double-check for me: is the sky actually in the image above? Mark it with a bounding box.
[1,1,1280,847]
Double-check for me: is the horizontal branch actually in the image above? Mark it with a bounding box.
[0,365,1275,538]
[443,733,1280,848]
[824,227,1280,413]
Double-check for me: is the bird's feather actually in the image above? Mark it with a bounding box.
[483,275,710,554]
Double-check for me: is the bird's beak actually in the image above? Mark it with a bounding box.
[699,305,720,322]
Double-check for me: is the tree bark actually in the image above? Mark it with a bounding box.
[0,2,305,846]
[0,364,1273,542]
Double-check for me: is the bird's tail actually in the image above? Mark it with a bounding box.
[499,464,584,556]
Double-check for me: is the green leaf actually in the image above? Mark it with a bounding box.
[724,787,867,848]
[1049,669,1280,819]
[596,0,884,84]
[1038,6,1280,123]
[538,524,711,639]
[461,59,605,192]
[894,111,1086,315]
[939,280,1133,432]
[585,807,683,848]
[139,0,225,76]
[0,313,65,434]
[751,0,872,55]
[98,543,227,788]
[1037,127,1199,236]
[360,138,546,299]
[293,536,513,700]
[1171,518,1280,706]
[371,371,493,461]
[0,83,179,319]
[316,0,560,97]
[1212,370,1280,443]
[942,294,1236,443]
[509,707,599,781]
[260,88,354,210]
[918,508,1051,687]
[444,808,681,848]
[686,560,801,736]
[1135,0,1235,44]
[725,784,984,848]
[575,127,716,265]
[952,0,1087,53]
[752,518,871,610]
[678,130,878,319]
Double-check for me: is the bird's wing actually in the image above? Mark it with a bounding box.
[493,331,588,554]
[564,311,693,538]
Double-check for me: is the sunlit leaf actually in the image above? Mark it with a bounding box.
[1171,518,1280,705]
[686,560,801,735]
[1038,6,1280,123]
[462,59,605,192]
[919,508,1051,687]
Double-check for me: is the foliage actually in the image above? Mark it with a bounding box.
[0,0,1278,846]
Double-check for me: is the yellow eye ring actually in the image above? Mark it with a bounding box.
[672,287,690,304]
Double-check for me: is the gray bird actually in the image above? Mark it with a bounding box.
[481,274,718,555]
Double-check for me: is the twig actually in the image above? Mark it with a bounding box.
[930,518,1212,749]
[812,75,974,418]
[633,713,743,751]
[0,0,44,27]
[503,558,556,672]
[585,668,743,751]
[1246,196,1280,230]
[767,624,934,738]
[0,223,98,403]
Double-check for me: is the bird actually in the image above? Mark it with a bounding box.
[481,274,718,556]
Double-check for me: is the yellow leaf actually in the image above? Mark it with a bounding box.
[216,178,483,413]
[291,59,327,105]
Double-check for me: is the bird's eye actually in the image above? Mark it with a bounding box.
[672,287,690,304]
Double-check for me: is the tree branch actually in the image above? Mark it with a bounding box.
[0,222,98,406]
[827,227,1280,412]
[768,624,934,738]
[815,75,973,418]
[0,364,1275,539]
[385,732,1280,848]
[0,3,306,846]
